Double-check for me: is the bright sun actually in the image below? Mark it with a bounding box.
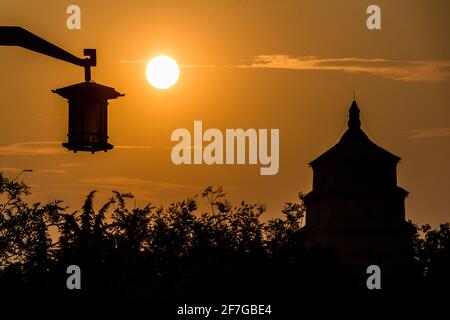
[145,55,179,89]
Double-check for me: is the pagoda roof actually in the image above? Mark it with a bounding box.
[310,101,400,167]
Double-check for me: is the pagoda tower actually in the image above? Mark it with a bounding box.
[303,100,412,269]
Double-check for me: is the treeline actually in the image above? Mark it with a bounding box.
[0,172,449,302]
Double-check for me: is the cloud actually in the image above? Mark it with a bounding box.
[239,55,450,82]
[115,59,225,69]
[0,141,64,155]
[39,169,66,174]
[123,54,448,82]
[58,163,84,168]
[76,176,201,200]
[0,142,167,155]
[77,176,200,192]
[408,128,450,139]
[180,64,229,68]
[114,145,170,150]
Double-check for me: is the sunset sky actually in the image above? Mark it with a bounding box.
[0,0,449,226]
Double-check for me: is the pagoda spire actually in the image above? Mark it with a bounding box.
[348,100,361,129]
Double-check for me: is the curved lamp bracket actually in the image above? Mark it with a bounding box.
[0,26,96,81]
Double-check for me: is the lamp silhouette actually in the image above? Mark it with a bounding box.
[0,26,124,153]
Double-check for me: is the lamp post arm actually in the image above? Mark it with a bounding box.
[0,26,96,81]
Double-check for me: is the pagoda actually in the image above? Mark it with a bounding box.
[303,100,412,269]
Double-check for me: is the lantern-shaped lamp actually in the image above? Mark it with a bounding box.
[52,82,124,153]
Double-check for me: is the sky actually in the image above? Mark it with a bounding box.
[0,0,449,226]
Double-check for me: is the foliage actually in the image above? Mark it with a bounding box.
[0,172,449,301]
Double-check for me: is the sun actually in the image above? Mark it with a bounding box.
[145,55,179,89]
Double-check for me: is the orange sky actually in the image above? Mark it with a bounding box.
[0,0,449,226]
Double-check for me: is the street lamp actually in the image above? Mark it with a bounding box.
[0,26,124,153]
[12,169,33,182]
[52,81,124,153]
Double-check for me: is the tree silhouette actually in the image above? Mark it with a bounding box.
[0,172,449,304]
[412,222,450,290]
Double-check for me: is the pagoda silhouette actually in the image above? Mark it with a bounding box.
[303,100,413,271]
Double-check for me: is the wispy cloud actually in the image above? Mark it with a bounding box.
[115,59,225,69]
[76,176,201,199]
[119,54,449,82]
[58,163,84,168]
[408,128,450,139]
[115,145,170,150]
[40,169,66,174]
[181,64,229,68]
[0,141,63,155]
[240,55,450,82]
[0,142,167,155]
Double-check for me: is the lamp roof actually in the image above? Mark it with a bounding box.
[52,81,124,101]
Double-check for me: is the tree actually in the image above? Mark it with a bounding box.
[1,172,449,301]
